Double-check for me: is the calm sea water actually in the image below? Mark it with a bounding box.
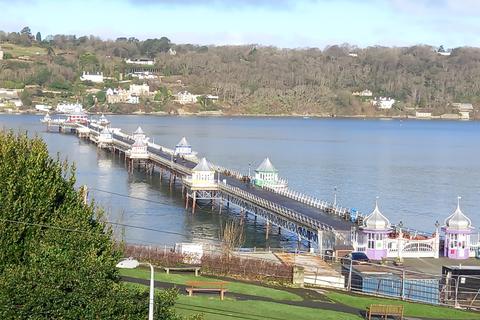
[2,114,480,248]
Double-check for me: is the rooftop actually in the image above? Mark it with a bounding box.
[256,157,277,172]
[193,157,214,172]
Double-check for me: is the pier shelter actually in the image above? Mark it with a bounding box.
[97,127,113,147]
[354,200,441,260]
[253,158,287,190]
[133,126,146,142]
[127,137,148,159]
[189,158,216,188]
[443,197,474,259]
[175,137,192,156]
[357,200,392,260]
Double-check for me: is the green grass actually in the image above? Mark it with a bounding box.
[124,282,361,320]
[326,291,480,320]
[2,44,46,57]
[175,295,361,320]
[119,268,302,301]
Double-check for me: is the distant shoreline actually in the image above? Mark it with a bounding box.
[0,110,477,121]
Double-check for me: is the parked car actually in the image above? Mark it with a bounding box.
[342,252,370,265]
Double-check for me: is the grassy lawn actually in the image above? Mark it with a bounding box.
[2,44,46,57]
[326,291,480,320]
[124,282,361,320]
[119,268,302,301]
[175,295,361,320]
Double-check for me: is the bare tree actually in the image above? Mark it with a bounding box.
[220,219,245,259]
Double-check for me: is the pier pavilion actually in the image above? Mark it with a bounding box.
[174,137,192,156]
[353,199,441,260]
[253,158,288,191]
[183,157,220,214]
[443,197,475,259]
[97,127,113,148]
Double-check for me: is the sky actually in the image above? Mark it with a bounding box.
[0,0,479,48]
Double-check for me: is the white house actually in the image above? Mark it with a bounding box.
[0,47,3,60]
[174,91,200,105]
[459,111,470,120]
[452,103,473,112]
[106,87,140,104]
[129,84,150,96]
[80,72,104,83]
[125,58,155,65]
[56,102,83,113]
[131,71,159,80]
[352,89,373,97]
[372,97,395,109]
[415,111,432,119]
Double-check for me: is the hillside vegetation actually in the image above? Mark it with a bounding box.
[1,28,479,115]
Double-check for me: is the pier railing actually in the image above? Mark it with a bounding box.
[219,182,335,232]
[261,185,364,224]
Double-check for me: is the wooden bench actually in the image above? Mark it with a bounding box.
[185,281,228,300]
[366,304,404,320]
[163,266,201,277]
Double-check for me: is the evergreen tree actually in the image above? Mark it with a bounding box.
[0,132,182,319]
[36,31,42,42]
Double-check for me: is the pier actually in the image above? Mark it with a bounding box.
[45,119,362,250]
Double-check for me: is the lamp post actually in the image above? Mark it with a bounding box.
[116,258,154,320]
[333,186,337,207]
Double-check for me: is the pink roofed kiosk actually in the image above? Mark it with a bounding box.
[358,198,392,260]
[443,197,474,259]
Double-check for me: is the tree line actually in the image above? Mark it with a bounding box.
[1,27,480,115]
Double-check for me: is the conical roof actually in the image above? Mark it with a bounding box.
[132,137,146,147]
[362,198,391,231]
[101,127,111,134]
[256,157,277,172]
[176,137,190,147]
[444,197,473,231]
[193,157,213,172]
[134,126,144,134]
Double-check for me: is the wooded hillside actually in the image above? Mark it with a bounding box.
[1,29,479,115]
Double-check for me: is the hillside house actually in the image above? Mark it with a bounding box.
[129,84,150,96]
[125,58,155,65]
[0,89,23,108]
[174,91,200,105]
[174,91,219,105]
[352,89,373,97]
[80,72,104,83]
[372,97,395,109]
[415,111,432,119]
